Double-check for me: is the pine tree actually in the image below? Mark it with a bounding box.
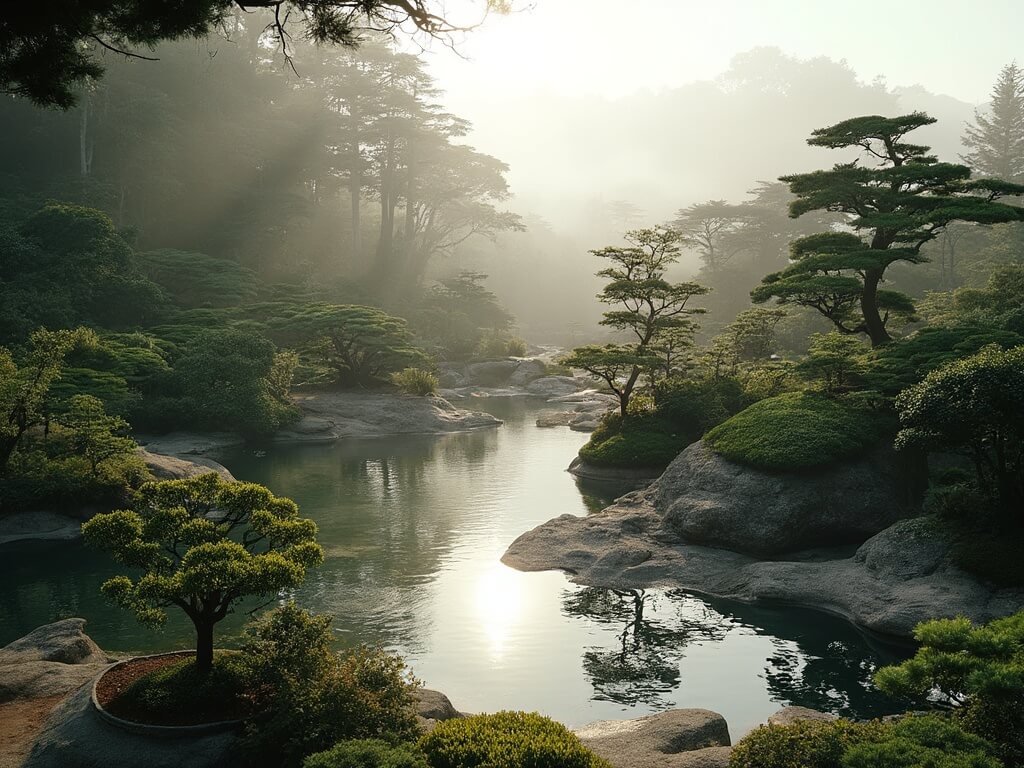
[962,63,1024,183]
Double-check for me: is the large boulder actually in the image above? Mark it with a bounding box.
[0,511,84,545]
[526,376,580,397]
[0,620,110,704]
[465,360,519,386]
[767,706,838,726]
[138,449,235,481]
[507,359,549,387]
[576,709,731,768]
[653,440,918,556]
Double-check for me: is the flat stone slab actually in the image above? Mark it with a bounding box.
[576,709,731,768]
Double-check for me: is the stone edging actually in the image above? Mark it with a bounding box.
[91,651,245,736]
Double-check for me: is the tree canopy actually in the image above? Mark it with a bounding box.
[753,112,1024,346]
[0,1,506,108]
[962,62,1024,183]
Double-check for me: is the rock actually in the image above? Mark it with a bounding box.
[767,706,838,726]
[568,456,661,486]
[134,432,245,457]
[0,511,84,546]
[526,376,581,397]
[24,685,235,768]
[412,688,462,722]
[536,411,574,428]
[0,620,110,704]
[0,619,107,667]
[274,392,502,441]
[502,492,1024,638]
[437,363,468,389]
[508,359,549,387]
[576,709,731,768]
[465,360,519,386]
[654,441,917,556]
[569,412,604,432]
[138,449,235,482]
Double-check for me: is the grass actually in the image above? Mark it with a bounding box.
[704,391,890,471]
[578,412,690,469]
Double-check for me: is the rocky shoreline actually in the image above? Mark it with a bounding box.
[504,440,1024,638]
[1,619,830,768]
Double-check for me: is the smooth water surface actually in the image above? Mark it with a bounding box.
[0,399,910,735]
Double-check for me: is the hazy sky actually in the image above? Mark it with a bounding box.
[422,0,1021,104]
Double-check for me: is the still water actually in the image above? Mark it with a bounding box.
[0,399,909,736]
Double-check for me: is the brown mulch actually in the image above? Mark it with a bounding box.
[94,652,193,712]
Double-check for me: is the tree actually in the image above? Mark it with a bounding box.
[795,332,867,396]
[58,394,135,478]
[82,473,324,672]
[171,328,299,435]
[752,113,1024,347]
[276,302,429,386]
[562,228,708,416]
[962,62,1024,183]
[895,344,1024,512]
[0,328,83,473]
[0,1,507,108]
[672,200,748,275]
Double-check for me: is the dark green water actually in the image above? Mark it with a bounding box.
[0,399,910,736]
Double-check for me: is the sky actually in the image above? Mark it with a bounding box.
[419,0,1021,105]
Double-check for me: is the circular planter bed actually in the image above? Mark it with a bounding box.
[92,651,255,735]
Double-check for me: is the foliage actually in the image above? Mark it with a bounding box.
[304,740,429,768]
[418,272,514,360]
[961,62,1024,183]
[875,610,1024,766]
[474,329,528,359]
[730,718,885,768]
[578,413,689,469]
[82,474,323,672]
[752,112,1024,346]
[705,392,888,471]
[105,652,254,726]
[419,711,612,768]
[864,324,1023,396]
[55,394,136,477]
[157,327,300,436]
[390,368,438,396]
[795,332,868,395]
[138,249,259,309]
[895,345,1024,511]
[274,303,430,387]
[0,204,163,341]
[241,604,420,768]
[565,227,708,416]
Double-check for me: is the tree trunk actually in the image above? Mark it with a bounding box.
[861,268,891,347]
[350,170,361,260]
[79,94,93,178]
[194,618,214,673]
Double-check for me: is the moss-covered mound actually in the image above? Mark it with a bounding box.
[577,413,690,469]
[704,392,889,471]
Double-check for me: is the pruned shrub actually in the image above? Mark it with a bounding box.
[419,711,611,768]
[391,368,439,396]
[304,739,429,768]
[729,719,884,768]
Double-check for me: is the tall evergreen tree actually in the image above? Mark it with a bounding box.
[753,113,1024,347]
[962,63,1024,183]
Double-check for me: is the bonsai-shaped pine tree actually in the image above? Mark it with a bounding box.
[563,227,709,417]
[753,112,1024,347]
[83,473,323,672]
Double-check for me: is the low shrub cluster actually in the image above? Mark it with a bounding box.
[391,368,439,396]
[705,392,889,471]
[420,711,611,768]
[730,715,1000,768]
[304,739,430,768]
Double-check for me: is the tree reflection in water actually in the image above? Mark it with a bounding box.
[562,587,911,717]
[562,587,728,708]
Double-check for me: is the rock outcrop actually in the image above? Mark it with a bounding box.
[503,479,1024,638]
[568,456,662,486]
[576,709,732,768]
[653,441,917,556]
[137,449,235,481]
[536,391,617,433]
[274,392,501,442]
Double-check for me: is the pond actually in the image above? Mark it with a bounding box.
[0,398,911,737]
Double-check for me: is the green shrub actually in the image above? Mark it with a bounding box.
[705,392,889,471]
[304,740,429,768]
[951,528,1024,588]
[729,719,884,768]
[241,605,420,768]
[922,483,987,521]
[104,652,253,726]
[391,368,439,396]
[474,330,527,359]
[420,711,611,768]
[875,611,1024,766]
[579,427,686,468]
[842,715,1001,768]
